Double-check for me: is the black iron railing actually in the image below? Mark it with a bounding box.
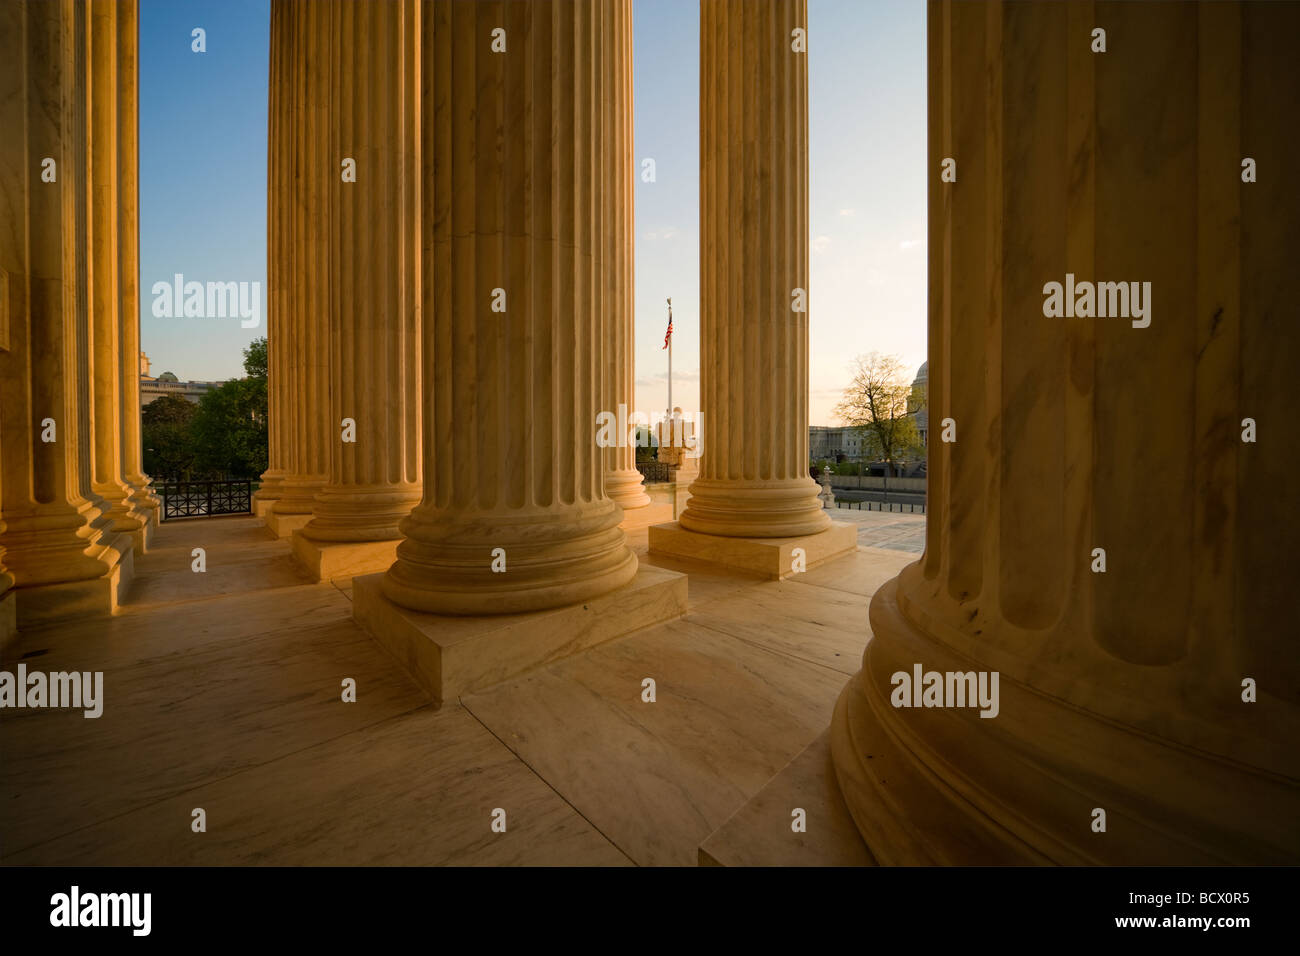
[833,500,926,514]
[636,460,676,484]
[155,479,254,521]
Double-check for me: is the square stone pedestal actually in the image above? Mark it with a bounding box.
[13,548,134,628]
[291,533,399,584]
[648,520,857,579]
[352,565,689,702]
[265,510,312,538]
[253,497,277,518]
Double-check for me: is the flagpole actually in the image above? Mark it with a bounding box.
[666,297,673,419]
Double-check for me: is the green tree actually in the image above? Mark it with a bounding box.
[242,337,267,378]
[141,394,199,479]
[191,376,268,478]
[833,352,923,483]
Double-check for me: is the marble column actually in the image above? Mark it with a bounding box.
[601,0,650,514]
[679,0,825,538]
[380,0,638,615]
[267,0,331,536]
[829,0,1300,864]
[114,0,160,539]
[87,0,149,553]
[293,0,422,580]
[255,0,291,516]
[0,0,133,626]
[650,0,853,577]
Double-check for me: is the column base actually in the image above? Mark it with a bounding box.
[253,496,278,518]
[673,459,699,520]
[291,532,399,584]
[0,590,15,654]
[829,577,1300,865]
[352,564,688,702]
[12,547,134,629]
[265,510,313,538]
[125,526,147,558]
[648,520,857,579]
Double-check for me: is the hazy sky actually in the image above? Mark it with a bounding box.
[139,0,926,425]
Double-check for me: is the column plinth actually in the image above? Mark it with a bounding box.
[829,0,1300,864]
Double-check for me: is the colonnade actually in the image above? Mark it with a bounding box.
[0,0,159,638]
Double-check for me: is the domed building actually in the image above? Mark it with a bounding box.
[138,352,223,406]
[908,360,928,446]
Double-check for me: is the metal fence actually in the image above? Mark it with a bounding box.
[155,479,255,521]
[834,499,926,515]
[636,460,676,484]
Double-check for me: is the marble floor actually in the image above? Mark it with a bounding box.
[830,508,927,554]
[1,512,915,866]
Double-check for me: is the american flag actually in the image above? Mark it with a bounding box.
[663,300,673,349]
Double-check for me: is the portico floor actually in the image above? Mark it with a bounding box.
[0,513,915,866]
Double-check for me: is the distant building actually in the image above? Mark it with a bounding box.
[808,425,866,462]
[139,351,223,406]
[907,360,928,446]
[811,361,929,475]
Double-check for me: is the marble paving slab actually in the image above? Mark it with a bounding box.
[7,706,629,866]
[1,584,353,674]
[687,578,871,676]
[462,618,847,866]
[1,614,430,855]
[699,730,876,866]
[791,545,915,597]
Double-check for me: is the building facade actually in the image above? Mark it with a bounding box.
[139,353,223,406]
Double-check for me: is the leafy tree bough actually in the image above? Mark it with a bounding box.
[832,351,925,480]
[142,337,268,481]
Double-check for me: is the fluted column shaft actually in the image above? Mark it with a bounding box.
[831,0,1300,864]
[256,0,291,507]
[301,0,422,542]
[601,0,649,512]
[0,0,128,607]
[271,0,331,516]
[86,0,146,539]
[114,0,159,528]
[678,0,828,538]
[383,0,637,615]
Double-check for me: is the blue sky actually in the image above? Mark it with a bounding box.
[139,0,269,380]
[139,0,925,424]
